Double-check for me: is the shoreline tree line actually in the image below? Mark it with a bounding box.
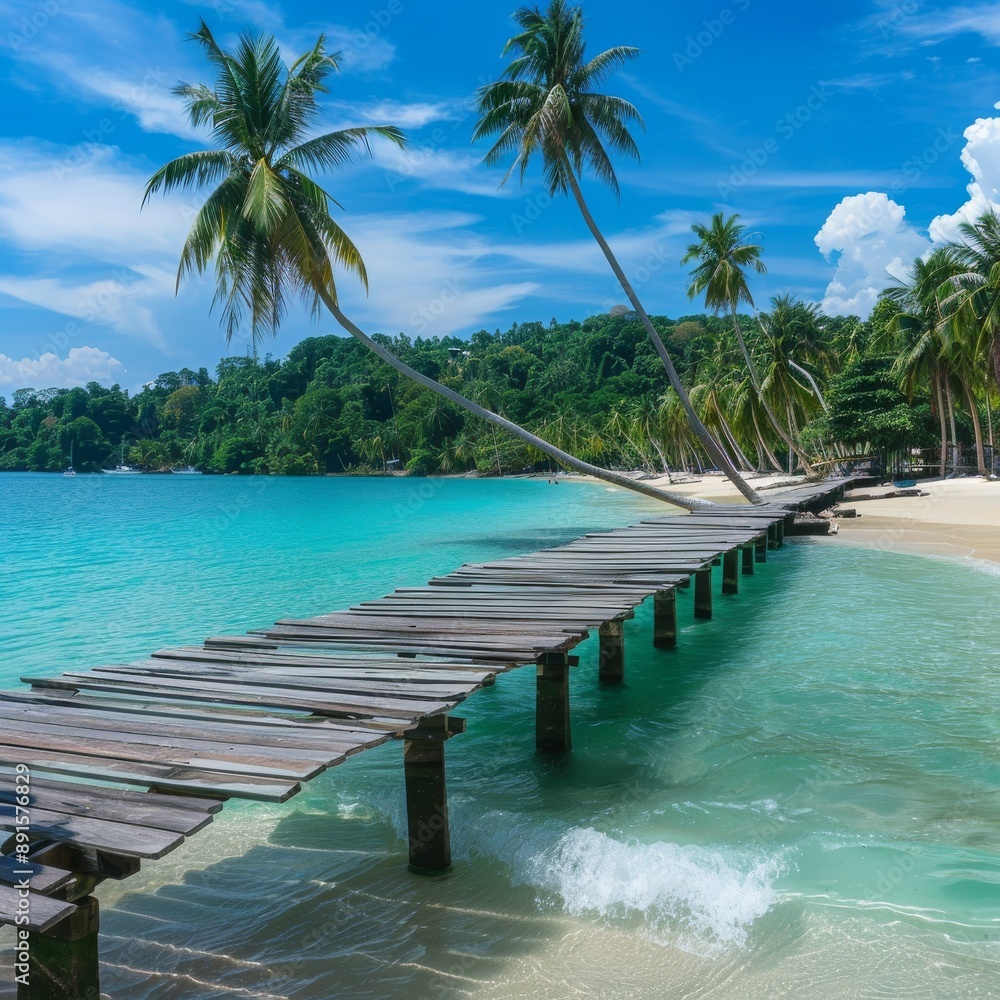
[1,293,990,478]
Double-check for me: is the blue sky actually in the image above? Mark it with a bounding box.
[2,0,1000,394]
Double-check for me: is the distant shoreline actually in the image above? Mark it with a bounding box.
[11,467,999,566]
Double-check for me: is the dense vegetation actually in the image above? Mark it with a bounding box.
[2,298,969,477]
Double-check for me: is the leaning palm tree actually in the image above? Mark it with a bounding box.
[473,1,761,504]
[143,21,711,509]
[683,213,816,475]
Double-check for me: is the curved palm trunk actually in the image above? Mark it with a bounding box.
[945,374,959,475]
[728,423,757,473]
[788,359,829,413]
[959,374,989,476]
[563,170,763,505]
[934,367,948,477]
[718,413,755,473]
[320,291,716,509]
[732,312,816,476]
[751,407,783,471]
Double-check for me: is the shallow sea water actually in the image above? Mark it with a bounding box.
[1,473,998,999]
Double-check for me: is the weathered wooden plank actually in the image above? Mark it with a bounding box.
[0,853,74,896]
[349,608,621,625]
[0,781,215,837]
[375,592,636,603]
[152,647,498,678]
[0,746,301,802]
[0,801,185,859]
[258,627,578,655]
[138,658,486,690]
[0,701,379,759]
[392,585,652,596]
[0,691,402,741]
[23,673,455,722]
[0,772,223,815]
[263,620,575,642]
[0,721,337,782]
[0,884,78,933]
[282,614,586,633]
[93,663,481,702]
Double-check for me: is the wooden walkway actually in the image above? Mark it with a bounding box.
[0,476,852,996]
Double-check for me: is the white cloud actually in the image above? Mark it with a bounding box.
[0,140,199,343]
[4,0,397,145]
[928,116,1000,243]
[374,142,514,198]
[0,347,125,392]
[814,192,931,316]
[0,275,165,347]
[333,207,708,336]
[0,141,191,261]
[334,211,541,335]
[77,66,200,140]
[328,98,467,130]
[897,3,1000,46]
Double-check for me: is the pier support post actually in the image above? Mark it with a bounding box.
[742,544,755,575]
[403,714,464,875]
[598,620,625,684]
[767,523,778,550]
[536,652,571,753]
[653,589,677,649]
[755,532,768,563]
[20,896,100,1000]
[694,568,713,619]
[722,550,739,595]
[776,518,785,547]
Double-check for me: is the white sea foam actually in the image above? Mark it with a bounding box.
[956,555,1000,578]
[388,801,783,956]
[523,827,782,955]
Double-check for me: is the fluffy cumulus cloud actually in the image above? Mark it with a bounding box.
[814,192,931,315]
[814,105,1000,316]
[0,347,125,393]
[928,115,1000,243]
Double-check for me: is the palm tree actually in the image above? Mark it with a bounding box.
[884,249,965,476]
[757,295,827,446]
[473,1,762,504]
[143,22,712,510]
[683,213,816,476]
[942,210,1000,476]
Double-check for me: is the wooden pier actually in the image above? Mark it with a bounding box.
[0,477,852,996]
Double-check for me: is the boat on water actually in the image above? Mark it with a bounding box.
[171,465,203,475]
[104,443,142,475]
[63,441,76,476]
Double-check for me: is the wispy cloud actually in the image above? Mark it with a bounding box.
[327,97,470,130]
[2,0,400,145]
[898,3,1000,45]
[619,72,742,159]
[373,142,513,198]
[825,71,915,90]
[0,139,194,344]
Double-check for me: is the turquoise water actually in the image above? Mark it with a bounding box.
[1,473,999,998]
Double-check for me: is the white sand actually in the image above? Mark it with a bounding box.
[575,471,1000,565]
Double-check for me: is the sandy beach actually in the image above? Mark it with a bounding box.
[626,472,1000,565]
